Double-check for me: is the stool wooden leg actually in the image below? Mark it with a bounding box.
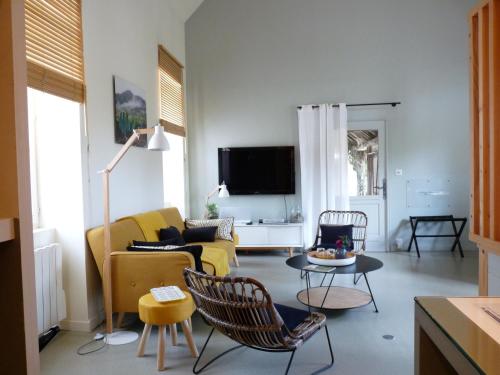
[169,323,178,346]
[188,317,192,331]
[116,312,125,328]
[181,320,198,358]
[137,324,152,357]
[157,325,166,371]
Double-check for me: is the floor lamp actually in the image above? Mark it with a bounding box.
[100,124,169,344]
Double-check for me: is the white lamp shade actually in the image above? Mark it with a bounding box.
[218,182,230,198]
[147,124,170,151]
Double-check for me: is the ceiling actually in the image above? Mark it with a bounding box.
[168,0,205,23]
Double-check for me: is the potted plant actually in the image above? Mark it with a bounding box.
[205,202,219,219]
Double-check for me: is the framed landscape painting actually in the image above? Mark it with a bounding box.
[113,76,147,147]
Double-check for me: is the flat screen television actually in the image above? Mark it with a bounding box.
[218,146,295,195]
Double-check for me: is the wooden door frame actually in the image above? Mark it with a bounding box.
[0,0,40,373]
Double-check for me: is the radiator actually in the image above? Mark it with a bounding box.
[34,243,66,334]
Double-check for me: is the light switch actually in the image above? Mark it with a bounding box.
[395,169,403,176]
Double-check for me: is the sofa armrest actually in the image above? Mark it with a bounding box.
[110,251,195,313]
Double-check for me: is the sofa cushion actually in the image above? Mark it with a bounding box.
[188,239,236,260]
[185,218,234,241]
[87,218,146,277]
[159,226,186,246]
[183,226,217,243]
[157,207,185,233]
[122,211,168,241]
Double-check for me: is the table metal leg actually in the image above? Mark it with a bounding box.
[450,220,466,258]
[363,273,379,313]
[319,273,336,309]
[353,273,362,285]
[305,271,311,314]
[407,218,416,252]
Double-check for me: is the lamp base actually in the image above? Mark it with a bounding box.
[106,330,139,345]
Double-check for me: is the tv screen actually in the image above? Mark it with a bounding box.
[218,146,295,195]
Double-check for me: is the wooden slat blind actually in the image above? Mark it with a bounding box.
[469,0,500,295]
[158,45,185,137]
[25,0,85,102]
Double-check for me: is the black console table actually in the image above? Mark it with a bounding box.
[407,215,467,258]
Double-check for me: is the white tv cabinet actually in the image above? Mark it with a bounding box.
[234,223,304,257]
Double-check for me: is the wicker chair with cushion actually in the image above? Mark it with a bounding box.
[312,210,368,253]
[308,210,368,284]
[183,268,334,375]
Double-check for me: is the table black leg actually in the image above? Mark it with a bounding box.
[320,273,335,309]
[320,272,328,287]
[407,218,416,252]
[305,271,311,314]
[363,273,378,313]
[449,219,466,258]
[413,220,421,258]
[353,273,362,285]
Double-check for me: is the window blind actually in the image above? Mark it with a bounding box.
[158,45,185,137]
[25,0,85,102]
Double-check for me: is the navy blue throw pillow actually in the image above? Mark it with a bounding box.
[159,226,186,246]
[319,224,354,250]
[183,226,218,243]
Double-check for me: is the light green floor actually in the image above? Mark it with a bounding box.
[41,251,477,375]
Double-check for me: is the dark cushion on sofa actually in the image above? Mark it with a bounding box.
[159,226,186,246]
[127,244,204,272]
[183,226,217,243]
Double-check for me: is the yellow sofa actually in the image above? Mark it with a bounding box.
[86,207,238,313]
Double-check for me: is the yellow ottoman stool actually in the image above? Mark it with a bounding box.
[137,292,198,371]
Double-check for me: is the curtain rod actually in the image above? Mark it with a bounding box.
[297,102,401,109]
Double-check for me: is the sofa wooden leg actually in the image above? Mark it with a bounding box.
[182,320,198,358]
[233,254,240,267]
[170,323,178,346]
[116,312,125,328]
[137,324,151,357]
[288,248,294,257]
[157,325,167,371]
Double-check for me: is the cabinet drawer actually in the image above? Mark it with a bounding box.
[267,226,302,246]
[235,226,268,246]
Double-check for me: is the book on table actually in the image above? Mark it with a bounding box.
[302,264,336,273]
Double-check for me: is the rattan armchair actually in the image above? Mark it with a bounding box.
[307,210,368,284]
[183,268,334,375]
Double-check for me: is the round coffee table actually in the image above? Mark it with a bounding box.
[286,254,383,312]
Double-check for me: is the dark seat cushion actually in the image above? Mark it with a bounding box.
[274,303,310,331]
[320,224,354,250]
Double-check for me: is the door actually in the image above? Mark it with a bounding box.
[347,121,387,250]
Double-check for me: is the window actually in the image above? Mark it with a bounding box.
[158,45,186,136]
[158,45,187,214]
[25,0,85,102]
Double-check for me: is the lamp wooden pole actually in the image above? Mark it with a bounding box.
[100,128,153,333]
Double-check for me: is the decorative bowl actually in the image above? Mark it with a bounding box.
[307,250,356,266]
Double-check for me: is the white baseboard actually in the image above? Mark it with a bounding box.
[60,310,104,332]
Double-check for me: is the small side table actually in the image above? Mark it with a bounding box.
[407,215,467,258]
[137,292,198,371]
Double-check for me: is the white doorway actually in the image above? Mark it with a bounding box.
[347,121,387,251]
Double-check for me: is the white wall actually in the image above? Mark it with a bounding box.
[60,0,202,330]
[186,0,476,250]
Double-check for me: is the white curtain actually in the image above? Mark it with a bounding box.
[298,103,350,247]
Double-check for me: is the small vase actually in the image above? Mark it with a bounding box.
[335,248,347,259]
